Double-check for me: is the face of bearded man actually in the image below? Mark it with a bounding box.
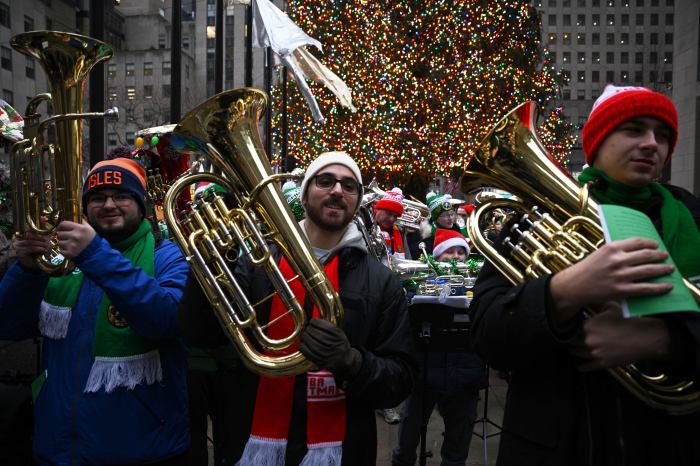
[303,164,359,233]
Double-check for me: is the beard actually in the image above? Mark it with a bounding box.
[304,197,355,232]
[90,213,142,243]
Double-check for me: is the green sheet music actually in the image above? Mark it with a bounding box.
[597,204,700,317]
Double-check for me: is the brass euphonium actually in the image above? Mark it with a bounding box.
[10,31,117,275]
[464,101,700,415]
[163,88,343,377]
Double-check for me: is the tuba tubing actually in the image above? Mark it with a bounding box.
[465,101,700,415]
[164,88,343,377]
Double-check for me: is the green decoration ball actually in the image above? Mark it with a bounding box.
[151,136,159,146]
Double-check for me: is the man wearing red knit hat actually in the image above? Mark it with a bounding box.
[373,187,412,260]
[470,85,700,466]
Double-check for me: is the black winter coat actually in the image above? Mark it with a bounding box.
[469,184,700,466]
[178,243,416,466]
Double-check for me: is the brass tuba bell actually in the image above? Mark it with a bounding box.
[465,101,700,415]
[164,88,343,377]
[10,31,118,275]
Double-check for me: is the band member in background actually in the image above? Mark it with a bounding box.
[393,229,487,466]
[408,191,468,259]
[469,85,700,466]
[374,187,412,260]
[178,151,415,466]
[0,157,190,465]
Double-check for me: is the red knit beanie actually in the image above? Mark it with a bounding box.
[581,85,678,165]
[374,187,404,216]
[432,228,469,258]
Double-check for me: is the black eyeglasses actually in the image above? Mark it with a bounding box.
[87,192,134,206]
[313,173,361,195]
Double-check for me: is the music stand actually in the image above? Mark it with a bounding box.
[471,367,502,465]
[407,301,471,466]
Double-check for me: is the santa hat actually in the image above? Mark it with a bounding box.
[432,228,469,258]
[581,84,678,165]
[426,191,453,223]
[82,157,147,214]
[374,187,404,216]
[300,151,363,213]
[463,204,475,215]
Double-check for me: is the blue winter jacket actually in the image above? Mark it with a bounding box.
[0,234,190,465]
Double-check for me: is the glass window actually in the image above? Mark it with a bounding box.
[548,0,556,6]
[592,33,600,45]
[664,71,672,83]
[620,71,629,83]
[592,0,600,5]
[563,33,571,45]
[593,51,600,63]
[621,14,629,26]
[650,14,658,26]
[563,89,571,100]
[126,132,135,145]
[108,63,116,77]
[650,51,658,63]
[620,33,628,44]
[636,14,644,25]
[563,52,571,63]
[578,70,586,82]
[651,0,659,5]
[578,0,586,5]
[592,14,600,26]
[606,70,615,82]
[126,86,136,100]
[2,89,12,105]
[607,14,615,26]
[592,70,600,82]
[108,132,118,146]
[548,33,556,44]
[46,16,52,30]
[144,62,153,76]
[578,52,586,63]
[577,15,585,26]
[577,89,586,99]
[650,33,658,45]
[563,0,571,6]
[182,36,190,49]
[665,14,673,26]
[666,0,673,5]
[607,51,615,64]
[125,62,135,77]
[635,52,643,64]
[621,52,629,64]
[108,87,117,101]
[162,84,171,97]
[25,56,34,79]
[548,14,556,25]
[650,71,657,82]
[24,15,34,31]
[635,33,644,45]
[664,52,673,64]
[577,33,586,44]
[665,33,673,44]
[563,15,571,26]
[144,85,153,99]
[607,0,615,5]
[634,70,643,83]
[1,46,11,70]
[158,34,166,49]
[162,61,171,75]
[0,3,9,28]
[636,0,643,5]
[606,33,615,45]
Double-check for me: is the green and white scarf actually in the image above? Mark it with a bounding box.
[579,166,700,284]
[39,220,162,393]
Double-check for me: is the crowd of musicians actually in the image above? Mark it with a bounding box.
[2,82,700,466]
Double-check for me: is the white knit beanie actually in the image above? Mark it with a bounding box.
[300,151,363,213]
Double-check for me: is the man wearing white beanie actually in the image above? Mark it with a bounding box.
[179,150,415,466]
[470,85,700,465]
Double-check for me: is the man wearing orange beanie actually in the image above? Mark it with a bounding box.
[470,85,700,466]
[0,157,190,464]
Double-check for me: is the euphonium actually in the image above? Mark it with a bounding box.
[163,88,343,377]
[364,180,429,231]
[10,31,117,275]
[464,101,700,415]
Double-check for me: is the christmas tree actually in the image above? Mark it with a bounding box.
[538,105,579,170]
[272,0,568,186]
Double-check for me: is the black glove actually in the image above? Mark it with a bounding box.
[299,318,362,379]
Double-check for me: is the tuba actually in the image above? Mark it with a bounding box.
[464,101,700,415]
[163,88,343,377]
[10,31,117,275]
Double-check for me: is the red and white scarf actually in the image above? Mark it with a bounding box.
[381,226,405,258]
[236,256,345,466]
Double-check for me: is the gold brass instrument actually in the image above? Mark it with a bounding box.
[163,88,343,377]
[10,31,117,275]
[464,101,700,415]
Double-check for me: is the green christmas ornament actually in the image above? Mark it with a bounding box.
[151,136,159,146]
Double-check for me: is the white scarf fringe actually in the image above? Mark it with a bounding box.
[38,301,71,339]
[300,443,342,466]
[84,349,162,393]
[236,436,287,466]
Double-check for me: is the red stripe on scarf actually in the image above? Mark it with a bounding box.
[248,255,345,449]
[383,226,404,254]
